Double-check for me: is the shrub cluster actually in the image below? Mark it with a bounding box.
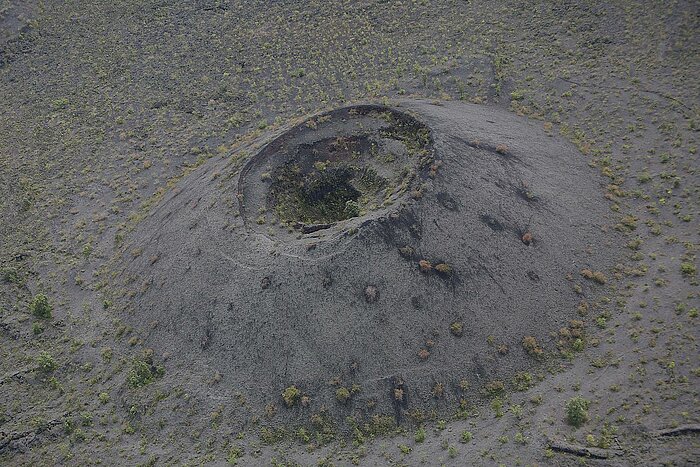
[30,293,52,319]
[565,396,590,427]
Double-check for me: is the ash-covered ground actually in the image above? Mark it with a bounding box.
[1,1,698,465]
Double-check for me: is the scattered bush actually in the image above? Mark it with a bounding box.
[522,336,543,357]
[565,396,590,427]
[581,269,607,284]
[30,294,52,319]
[227,446,243,465]
[491,398,504,417]
[495,144,509,155]
[484,380,505,397]
[450,321,463,337]
[435,263,452,275]
[1,267,21,284]
[431,382,444,398]
[36,351,56,372]
[282,385,301,407]
[362,414,396,437]
[460,430,473,443]
[295,427,311,443]
[681,262,696,276]
[335,387,351,404]
[614,215,638,232]
[418,259,432,273]
[586,434,597,446]
[260,426,287,445]
[310,410,336,445]
[414,427,426,443]
[510,404,524,419]
[80,412,93,426]
[510,89,526,101]
[101,347,113,362]
[515,431,528,444]
[513,371,534,391]
[126,358,162,388]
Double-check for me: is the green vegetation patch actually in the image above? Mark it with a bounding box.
[565,396,590,427]
[30,293,52,319]
[272,163,385,224]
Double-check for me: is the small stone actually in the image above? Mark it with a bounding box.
[364,285,379,303]
[322,274,333,288]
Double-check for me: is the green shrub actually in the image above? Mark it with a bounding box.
[513,371,533,391]
[127,359,156,388]
[565,396,589,427]
[510,89,526,101]
[681,262,696,276]
[80,412,93,426]
[460,430,473,443]
[281,385,301,407]
[581,268,607,284]
[30,294,52,319]
[36,351,56,372]
[414,427,426,443]
[448,445,458,457]
[522,336,543,357]
[1,267,21,284]
[260,426,287,445]
[484,379,505,397]
[491,398,504,417]
[362,414,396,437]
[335,387,351,404]
[227,446,243,465]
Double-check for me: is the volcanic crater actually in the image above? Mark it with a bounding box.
[238,105,436,241]
[115,100,616,430]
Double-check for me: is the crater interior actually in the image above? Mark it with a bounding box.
[238,105,435,238]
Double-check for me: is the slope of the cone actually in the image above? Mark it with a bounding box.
[115,100,616,424]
